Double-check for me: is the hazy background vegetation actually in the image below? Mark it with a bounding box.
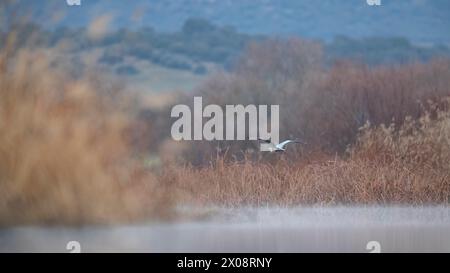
[27,0,450,43]
[11,19,450,75]
[6,0,450,91]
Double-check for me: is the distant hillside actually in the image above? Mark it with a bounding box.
[22,0,450,43]
[4,1,450,86]
[9,18,450,76]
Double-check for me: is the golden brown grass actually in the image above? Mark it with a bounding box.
[0,46,171,226]
[168,42,450,206]
[169,159,448,206]
[168,106,450,206]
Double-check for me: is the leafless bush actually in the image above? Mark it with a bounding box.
[189,39,450,163]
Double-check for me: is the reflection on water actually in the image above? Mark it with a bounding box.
[1,206,450,252]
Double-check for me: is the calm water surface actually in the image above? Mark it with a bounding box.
[1,206,450,252]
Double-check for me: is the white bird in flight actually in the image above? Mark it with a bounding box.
[259,138,306,152]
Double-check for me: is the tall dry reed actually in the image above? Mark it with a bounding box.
[0,46,171,226]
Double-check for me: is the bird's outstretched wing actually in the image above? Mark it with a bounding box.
[278,139,307,149]
[277,140,295,149]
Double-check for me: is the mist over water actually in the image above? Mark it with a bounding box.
[2,206,450,252]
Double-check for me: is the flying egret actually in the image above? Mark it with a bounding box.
[258,138,306,152]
